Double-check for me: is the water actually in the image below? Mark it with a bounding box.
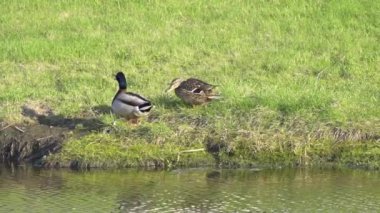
[1,166,380,212]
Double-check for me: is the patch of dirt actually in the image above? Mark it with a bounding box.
[21,101,54,118]
[21,102,106,131]
[0,102,109,166]
[0,123,67,166]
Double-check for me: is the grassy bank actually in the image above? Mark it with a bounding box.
[0,0,379,168]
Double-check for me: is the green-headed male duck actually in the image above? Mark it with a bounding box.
[166,78,221,106]
[112,71,152,124]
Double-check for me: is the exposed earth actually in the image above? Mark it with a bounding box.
[0,102,107,167]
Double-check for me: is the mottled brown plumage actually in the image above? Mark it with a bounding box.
[166,78,221,106]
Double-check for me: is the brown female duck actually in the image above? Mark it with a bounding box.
[166,78,221,106]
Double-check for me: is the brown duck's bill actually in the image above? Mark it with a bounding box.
[165,85,176,93]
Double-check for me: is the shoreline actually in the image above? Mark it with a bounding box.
[1,121,379,170]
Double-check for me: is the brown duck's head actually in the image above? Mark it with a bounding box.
[165,78,184,92]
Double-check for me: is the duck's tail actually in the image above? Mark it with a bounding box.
[139,102,153,113]
[207,94,222,100]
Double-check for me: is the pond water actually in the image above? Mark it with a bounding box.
[0,166,379,212]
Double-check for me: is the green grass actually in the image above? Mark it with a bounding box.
[0,0,379,168]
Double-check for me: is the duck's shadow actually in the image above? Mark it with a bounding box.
[91,105,113,115]
[22,104,111,131]
[152,94,189,109]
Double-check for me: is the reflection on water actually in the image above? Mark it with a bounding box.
[0,166,380,212]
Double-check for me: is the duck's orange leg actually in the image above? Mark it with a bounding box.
[128,118,140,125]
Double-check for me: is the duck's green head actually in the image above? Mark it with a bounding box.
[115,71,127,90]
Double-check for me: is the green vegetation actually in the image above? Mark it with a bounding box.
[0,0,379,168]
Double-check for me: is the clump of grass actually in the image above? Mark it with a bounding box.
[48,122,213,168]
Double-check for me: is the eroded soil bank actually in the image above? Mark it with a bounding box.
[2,120,380,170]
[0,123,67,166]
[0,103,106,168]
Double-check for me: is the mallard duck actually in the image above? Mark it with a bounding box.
[112,72,152,124]
[166,78,221,106]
